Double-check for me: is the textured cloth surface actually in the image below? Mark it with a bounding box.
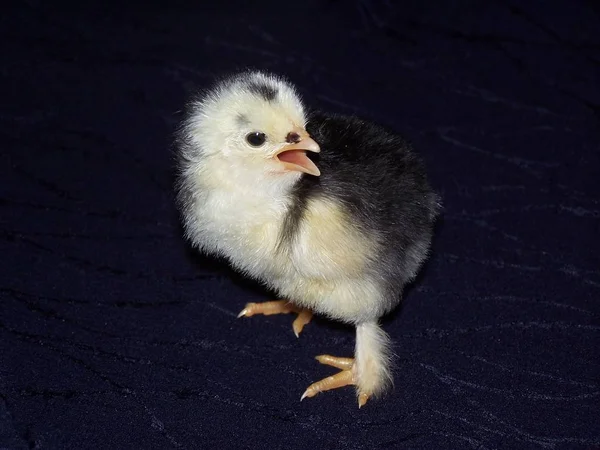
[1,1,599,449]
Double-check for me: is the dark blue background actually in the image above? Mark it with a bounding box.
[1,1,599,449]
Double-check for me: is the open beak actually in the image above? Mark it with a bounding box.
[274,129,321,177]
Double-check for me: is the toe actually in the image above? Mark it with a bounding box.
[292,309,313,337]
[358,393,369,408]
[315,355,354,370]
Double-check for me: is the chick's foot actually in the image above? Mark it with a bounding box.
[237,300,313,337]
[301,355,370,408]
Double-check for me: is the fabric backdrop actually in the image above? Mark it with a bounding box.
[1,1,599,449]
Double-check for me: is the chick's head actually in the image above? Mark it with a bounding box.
[181,71,321,186]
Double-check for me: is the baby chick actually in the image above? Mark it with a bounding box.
[175,71,440,408]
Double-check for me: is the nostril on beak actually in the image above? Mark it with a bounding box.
[286,132,301,144]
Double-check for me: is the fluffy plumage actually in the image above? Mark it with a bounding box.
[174,70,441,406]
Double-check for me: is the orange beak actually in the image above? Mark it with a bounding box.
[274,128,321,177]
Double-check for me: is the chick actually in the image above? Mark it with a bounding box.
[175,71,440,407]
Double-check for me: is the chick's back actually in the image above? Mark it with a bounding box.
[281,111,440,315]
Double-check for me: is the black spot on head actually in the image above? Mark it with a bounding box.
[246,81,278,102]
[236,114,249,126]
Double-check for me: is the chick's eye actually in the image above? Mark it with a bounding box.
[246,132,266,147]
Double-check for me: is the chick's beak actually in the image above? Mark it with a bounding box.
[274,129,321,177]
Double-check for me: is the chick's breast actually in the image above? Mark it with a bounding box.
[274,194,387,324]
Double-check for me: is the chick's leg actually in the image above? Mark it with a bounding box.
[238,300,313,337]
[301,322,393,408]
